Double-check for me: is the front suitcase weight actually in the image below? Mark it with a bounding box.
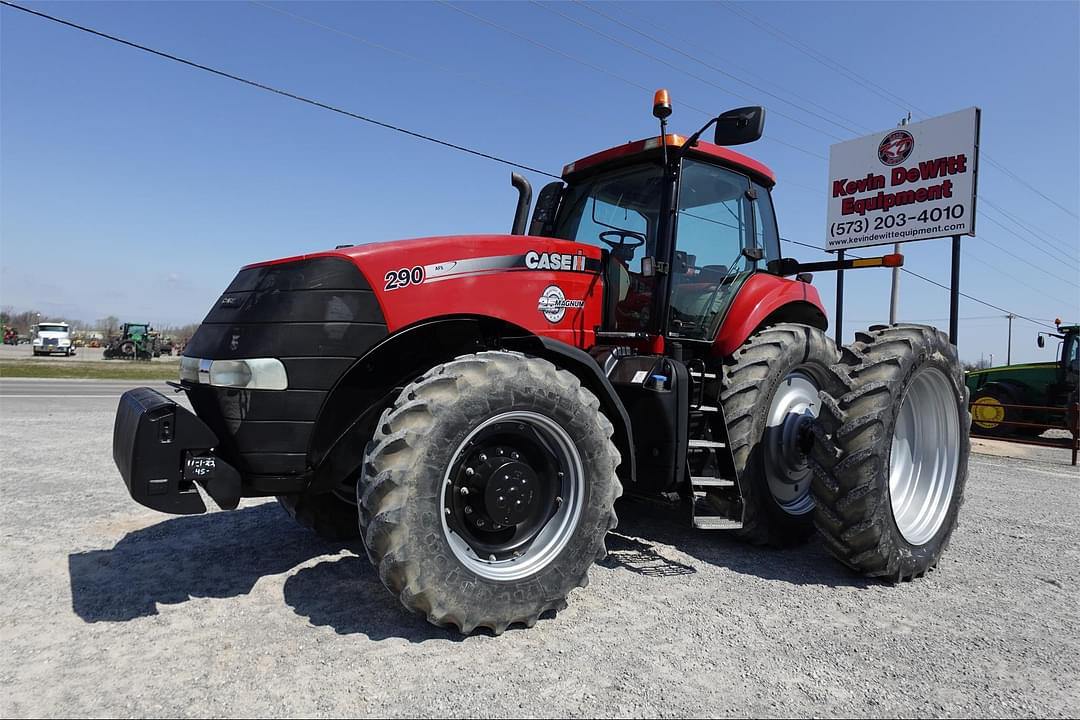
[113,387,241,514]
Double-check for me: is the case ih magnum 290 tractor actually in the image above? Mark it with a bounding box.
[113,93,969,634]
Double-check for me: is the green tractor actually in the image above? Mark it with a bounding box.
[103,323,160,361]
[967,320,1079,437]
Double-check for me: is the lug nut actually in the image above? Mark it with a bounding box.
[444,508,451,515]
[496,448,504,455]
[476,518,485,528]
[465,467,475,477]
[556,496,563,506]
[489,554,497,562]
[459,486,470,496]
[510,452,519,460]
[479,453,487,462]
[464,506,473,515]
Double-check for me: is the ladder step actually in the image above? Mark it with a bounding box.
[689,371,718,379]
[688,439,726,449]
[691,405,719,413]
[691,477,735,488]
[693,517,743,530]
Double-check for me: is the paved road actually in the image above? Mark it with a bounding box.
[0,378,173,399]
[1,379,1077,717]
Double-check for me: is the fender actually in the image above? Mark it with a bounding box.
[713,273,827,356]
[502,335,637,486]
[308,316,637,493]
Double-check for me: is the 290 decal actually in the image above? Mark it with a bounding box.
[384,266,425,290]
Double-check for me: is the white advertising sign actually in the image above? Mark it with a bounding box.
[825,107,980,251]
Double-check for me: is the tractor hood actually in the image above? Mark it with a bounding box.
[239,234,606,337]
[179,233,604,478]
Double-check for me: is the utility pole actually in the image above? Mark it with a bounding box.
[888,114,911,325]
[1006,313,1016,365]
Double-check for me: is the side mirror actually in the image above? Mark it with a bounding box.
[1037,335,1045,348]
[714,106,765,146]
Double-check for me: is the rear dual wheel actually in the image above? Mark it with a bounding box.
[809,324,969,580]
[720,323,840,545]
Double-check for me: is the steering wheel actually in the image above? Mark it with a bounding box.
[598,230,646,252]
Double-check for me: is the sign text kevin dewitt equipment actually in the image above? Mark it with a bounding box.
[826,108,981,251]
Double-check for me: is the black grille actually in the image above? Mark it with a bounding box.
[184,256,387,477]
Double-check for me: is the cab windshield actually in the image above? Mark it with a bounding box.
[37,324,68,333]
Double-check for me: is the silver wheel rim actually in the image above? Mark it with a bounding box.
[762,370,818,516]
[889,367,960,546]
[440,411,584,582]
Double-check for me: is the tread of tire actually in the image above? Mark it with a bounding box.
[809,323,970,581]
[358,350,621,634]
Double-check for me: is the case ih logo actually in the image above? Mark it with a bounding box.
[537,285,584,323]
[878,130,915,166]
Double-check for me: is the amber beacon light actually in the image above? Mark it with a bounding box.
[652,89,672,119]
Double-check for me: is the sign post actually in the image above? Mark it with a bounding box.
[826,108,980,346]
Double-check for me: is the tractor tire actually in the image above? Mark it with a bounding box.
[358,351,621,634]
[809,324,969,581]
[719,323,842,546]
[970,383,1026,438]
[276,490,361,540]
[120,341,135,357]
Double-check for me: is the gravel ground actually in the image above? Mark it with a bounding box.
[1,379,1077,718]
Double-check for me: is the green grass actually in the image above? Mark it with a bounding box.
[0,359,180,380]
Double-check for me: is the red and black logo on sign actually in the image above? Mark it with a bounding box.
[878,130,914,166]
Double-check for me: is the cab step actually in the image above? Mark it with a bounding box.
[688,439,726,449]
[692,516,743,530]
[690,476,735,488]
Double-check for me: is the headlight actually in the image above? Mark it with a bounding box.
[33,338,42,345]
[179,357,287,390]
[59,339,71,346]
[179,356,199,383]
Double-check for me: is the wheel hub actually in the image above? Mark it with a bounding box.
[762,370,820,515]
[440,412,584,581]
[483,460,539,526]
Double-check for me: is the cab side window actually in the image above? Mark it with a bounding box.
[752,181,781,264]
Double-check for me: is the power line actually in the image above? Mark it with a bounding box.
[249,0,530,103]
[438,0,827,161]
[0,0,561,179]
[5,0,1068,333]
[780,237,1059,330]
[553,1,1079,283]
[616,2,866,135]
[978,210,1080,271]
[549,0,858,138]
[979,196,1080,262]
[721,1,1079,221]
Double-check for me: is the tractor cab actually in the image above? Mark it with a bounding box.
[533,124,794,349]
[1039,321,1080,404]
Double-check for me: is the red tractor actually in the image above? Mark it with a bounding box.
[113,93,969,634]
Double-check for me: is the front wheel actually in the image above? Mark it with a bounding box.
[810,324,969,581]
[359,351,621,634]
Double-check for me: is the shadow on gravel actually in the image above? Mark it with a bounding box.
[68,503,354,623]
[609,498,871,589]
[282,556,462,643]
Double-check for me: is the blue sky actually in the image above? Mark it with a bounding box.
[2,0,1077,363]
